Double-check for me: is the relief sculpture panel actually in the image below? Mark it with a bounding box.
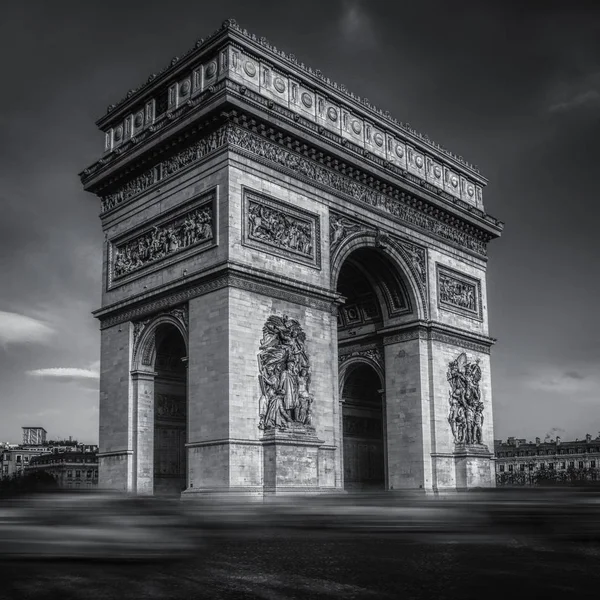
[243,189,321,268]
[110,195,215,285]
[437,265,482,320]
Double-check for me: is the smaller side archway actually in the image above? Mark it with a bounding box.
[131,310,189,496]
[339,359,386,491]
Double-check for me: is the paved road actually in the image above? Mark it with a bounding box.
[1,529,598,599]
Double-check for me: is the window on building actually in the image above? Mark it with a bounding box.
[592,461,596,469]
[86,470,92,479]
[529,464,534,470]
[75,470,80,478]
[508,465,513,472]
[499,465,505,472]
[16,455,21,464]
[94,470,98,478]
[540,463,546,470]
[23,456,29,463]
[519,464,525,471]
[549,463,554,470]
[67,470,72,478]
[569,461,575,468]
[579,461,584,469]
[561,462,566,469]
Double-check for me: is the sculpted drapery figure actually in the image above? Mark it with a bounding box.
[257,315,314,431]
[447,352,484,445]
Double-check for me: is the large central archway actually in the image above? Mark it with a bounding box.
[335,240,420,491]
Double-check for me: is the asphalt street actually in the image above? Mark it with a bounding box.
[0,529,598,600]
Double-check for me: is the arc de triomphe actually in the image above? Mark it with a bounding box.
[80,19,503,496]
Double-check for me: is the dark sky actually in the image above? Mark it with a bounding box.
[1,1,599,445]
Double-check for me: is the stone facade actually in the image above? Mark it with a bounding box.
[80,20,503,496]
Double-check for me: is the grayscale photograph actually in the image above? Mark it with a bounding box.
[0,1,599,598]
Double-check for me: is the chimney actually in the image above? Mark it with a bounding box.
[587,434,592,443]
[535,437,541,445]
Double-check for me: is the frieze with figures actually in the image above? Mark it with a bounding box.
[257,315,314,432]
[99,123,491,256]
[100,127,229,213]
[339,347,384,371]
[156,394,186,420]
[343,415,382,439]
[447,352,484,446]
[111,200,214,283]
[243,189,320,268]
[227,125,488,256]
[437,265,482,320]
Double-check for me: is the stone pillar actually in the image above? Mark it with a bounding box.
[383,333,432,491]
[131,370,156,495]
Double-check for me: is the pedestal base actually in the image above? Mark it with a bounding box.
[262,426,329,495]
[454,444,495,490]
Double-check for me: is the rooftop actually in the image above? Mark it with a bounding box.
[98,18,482,176]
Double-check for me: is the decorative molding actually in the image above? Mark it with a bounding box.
[436,264,483,321]
[429,331,491,355]
[96,18,484,182]
[98,269,337,329]
[95,122,493,257]
[111,199,214,283]
[242,188,321,269]
[383,323,494,354]
[257,315,315,432]
[131,305,189,368]
[227,124,489,256]
[100,127,229,213]
[338,347,384,372]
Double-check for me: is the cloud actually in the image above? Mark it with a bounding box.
[0,311,55,346]
[339,0,376,47]
[524,365,599,395]
[26,366,100,390]
[548,89,600,113]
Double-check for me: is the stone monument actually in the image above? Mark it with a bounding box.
[80,19,503,496]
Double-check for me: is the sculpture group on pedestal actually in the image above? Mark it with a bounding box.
[447,352,484,445]
[257,315,314,432]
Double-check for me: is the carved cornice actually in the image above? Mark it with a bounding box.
[338,346,384,372]
[96,265,338,329]
[382,322,495,355]
[91,120,496,256]
[97,19,483,178]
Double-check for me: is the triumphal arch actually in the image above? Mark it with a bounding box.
[80,20,503,496]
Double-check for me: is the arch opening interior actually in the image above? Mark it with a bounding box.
[153,325,187,496]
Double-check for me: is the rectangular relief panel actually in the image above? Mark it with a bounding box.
[242,188,321,269]
[436,264,483,321]
[107,188,218,290]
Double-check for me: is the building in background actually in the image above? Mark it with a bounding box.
[495,434,600,485]
[26,448,99,489]
[0,427,99,483]
[22,427,47,446]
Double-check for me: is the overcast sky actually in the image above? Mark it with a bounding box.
[0,1,598,445]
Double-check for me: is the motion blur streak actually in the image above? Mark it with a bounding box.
[3,488,600,563]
